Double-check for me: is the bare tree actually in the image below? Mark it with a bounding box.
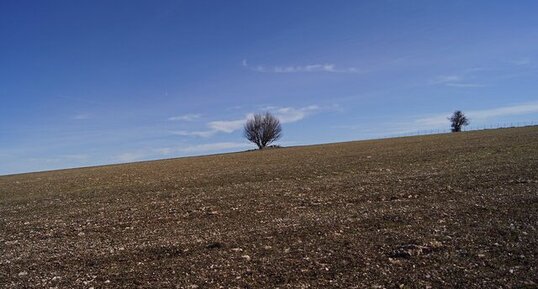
[449,110,470,132]
[244,112,282,149]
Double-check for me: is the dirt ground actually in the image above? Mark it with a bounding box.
[1,127,537,288]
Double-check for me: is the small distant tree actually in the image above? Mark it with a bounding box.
[449,110,470,132]
[244,112,282,149]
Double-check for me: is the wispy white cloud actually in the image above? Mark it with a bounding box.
[174,105,324,138]
[414,115,450,127]
[469,102,538,119]
[242,59,359,73]
[268,105,320,123]
[208,118,249,133]
[170,117,251,138]
[171,130,216,137]
[415,102,538,126]
[168,113,201,121]
[444,83,485,88]
[435,75,463,83]
[337,102,538,140]
[433,74,484,88]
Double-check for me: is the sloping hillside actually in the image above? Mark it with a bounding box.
[1,127,537,288]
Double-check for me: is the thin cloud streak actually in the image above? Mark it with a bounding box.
[415,102,538,126]
[433,74,484,88]
[170,130,216,137]
[242,59,359,73]
[445,83,485,88]
[340,102,538,140]
[175,105,323,138]
[168,113,201,121]
[267,105,320,123]
[208,118,249,133]
[470,102,538,119]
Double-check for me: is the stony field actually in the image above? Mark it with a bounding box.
[1,126,537,288]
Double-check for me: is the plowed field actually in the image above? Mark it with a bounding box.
[1,127,537,288]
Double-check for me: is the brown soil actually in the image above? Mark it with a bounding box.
[1,127,537,288]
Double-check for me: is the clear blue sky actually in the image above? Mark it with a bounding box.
[1,0,538,175]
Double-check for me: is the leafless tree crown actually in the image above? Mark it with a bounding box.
[449,110,470,132]
[244,112,282,149]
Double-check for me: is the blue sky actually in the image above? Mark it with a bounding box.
[1,0,538,175]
